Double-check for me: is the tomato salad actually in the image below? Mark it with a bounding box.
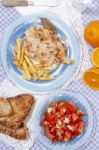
[40,101,86,142]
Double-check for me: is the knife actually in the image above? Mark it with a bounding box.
[41,18,57,34]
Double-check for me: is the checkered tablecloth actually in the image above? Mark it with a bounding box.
[0,0,99,150]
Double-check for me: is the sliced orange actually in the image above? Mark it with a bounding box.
[91,47,99,67]
[84,20,99,47]
[82,68,99,90]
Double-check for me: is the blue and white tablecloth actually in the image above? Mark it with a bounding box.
[0,0,99,149]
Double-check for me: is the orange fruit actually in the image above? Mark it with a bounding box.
[84,20,99,47]
[82,68,99,90]
[91,47,99,67]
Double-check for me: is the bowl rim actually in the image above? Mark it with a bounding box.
[33,90,96,150]
[1,11,83,94]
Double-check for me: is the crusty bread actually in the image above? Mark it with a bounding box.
[0,123,27,140]
[0,94,34,127]
[0,94,34,140]
[0,97,12,117]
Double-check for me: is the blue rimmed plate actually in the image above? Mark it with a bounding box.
[1,12,81,93]
[33,90,94,150]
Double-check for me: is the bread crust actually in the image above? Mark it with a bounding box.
[0,123,27,140]
[0,94,34,127]
[0,94,35,140]
[0,97,12,117]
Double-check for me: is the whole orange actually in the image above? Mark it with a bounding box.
[84,20,99,47]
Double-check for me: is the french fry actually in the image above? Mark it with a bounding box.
[14,48,17,54]
[20,46,25,65]
[29,66,34,74]
[39,75,54,80]
[33,73,39,79]
[24,55,36,72]
[33,64,42,71]
[13,50,17,59]
[16,38,23,61]
[29,65,53,80]
[29,67,39,79]
[37,70,47,78]
[22,61,31,80]
[22,69,31,80]
[25,49,29,56]
[14,60,21,68]
[40,66,52,71]
[22,69,28,80]
[42,73,50,77]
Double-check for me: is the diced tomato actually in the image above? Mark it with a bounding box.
[67,125,75,132]
[67,120,80,133]
[71,113,79,122]
[49,121,56,128]
[72,129,80,136]
[56,102,67,116]
[56,129,64,136]
[72,120,85,136]
[52,137,58,143]
[49,103,57,113]
[44,129,55,140]
[78,120,85,133]
[40,101,86,143]
[55,112,61,119]
[50,102,57,107]
[47,107,53,114]
[57,101,66,108]
[50,126,56,133]
[58,136,64,141]
[70,120,80,127]
[52,107,57,113]
[77,109,86,116]
[44,114,55,122]
[59,106,67,116]
[64,129,72,141]
[64,116,70,124]
[67,114,72,122]
[65,102,77,113]
[40,120,48,127]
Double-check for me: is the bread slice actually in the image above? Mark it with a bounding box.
[0,123,27,140]
[0,97,12,117]
[0,94,34,127]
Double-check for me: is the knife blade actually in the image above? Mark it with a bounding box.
[41,18,57,34]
